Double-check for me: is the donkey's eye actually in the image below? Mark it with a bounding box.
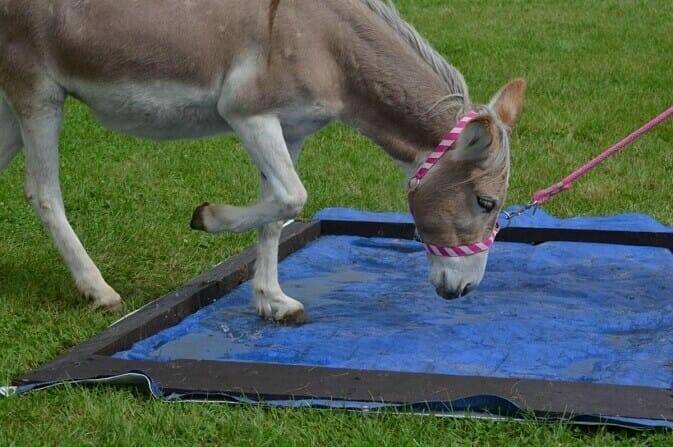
[476,196,496,213]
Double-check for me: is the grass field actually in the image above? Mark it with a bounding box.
[2,0,673,445]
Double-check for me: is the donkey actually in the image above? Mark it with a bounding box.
[0,0,525,322]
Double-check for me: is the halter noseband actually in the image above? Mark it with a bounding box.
[407,110,500,257]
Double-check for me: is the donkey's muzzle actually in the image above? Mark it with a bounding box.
[435,282,474,300]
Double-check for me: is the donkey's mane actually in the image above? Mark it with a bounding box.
[361,0,470,103]
[361,0,509,181]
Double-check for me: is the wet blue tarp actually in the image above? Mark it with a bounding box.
[112,208,673,427]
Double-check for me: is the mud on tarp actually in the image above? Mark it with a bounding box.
[10,208,673,430]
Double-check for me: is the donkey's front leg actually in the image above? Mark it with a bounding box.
[252,138,306,322]
[191,114,307,321]
[253,219,304,322]
[191,115,307,233]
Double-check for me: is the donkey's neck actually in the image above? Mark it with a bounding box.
[333,2,468,166]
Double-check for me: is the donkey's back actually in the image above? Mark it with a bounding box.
[1,0,346,138]
[0,0,351,88]
[2,0,261,86]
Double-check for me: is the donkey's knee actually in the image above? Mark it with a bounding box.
[278,184,307,219]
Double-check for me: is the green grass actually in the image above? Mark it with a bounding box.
[1,0,672,445]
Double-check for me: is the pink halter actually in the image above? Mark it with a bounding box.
[407,111,500,257]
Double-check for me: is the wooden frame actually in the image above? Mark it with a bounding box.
[14,220,673,423]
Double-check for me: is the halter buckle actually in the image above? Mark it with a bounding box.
[407,177,421,192]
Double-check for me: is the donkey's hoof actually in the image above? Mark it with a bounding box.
[254,293,306,324]
[279,307,305,325]
[190,202,211,231]
[89,287,123,312]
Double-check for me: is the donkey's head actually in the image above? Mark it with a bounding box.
[409,79,526,299]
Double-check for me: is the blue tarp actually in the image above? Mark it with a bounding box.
[116,208,673,392]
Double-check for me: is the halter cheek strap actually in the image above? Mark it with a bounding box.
[407,110,500,257]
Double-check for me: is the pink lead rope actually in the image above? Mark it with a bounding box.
[509,105,673,217]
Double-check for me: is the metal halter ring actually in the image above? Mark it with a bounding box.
[407,177,421,192]
[501,201,538,221]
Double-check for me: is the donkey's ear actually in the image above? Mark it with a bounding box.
[450,119,492,162]
[489,78,526,127]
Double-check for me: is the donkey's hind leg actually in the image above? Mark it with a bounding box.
[14,88,122,310]
[0,97,22,172]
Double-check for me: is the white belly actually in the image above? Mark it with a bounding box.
[64,80,232,140]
